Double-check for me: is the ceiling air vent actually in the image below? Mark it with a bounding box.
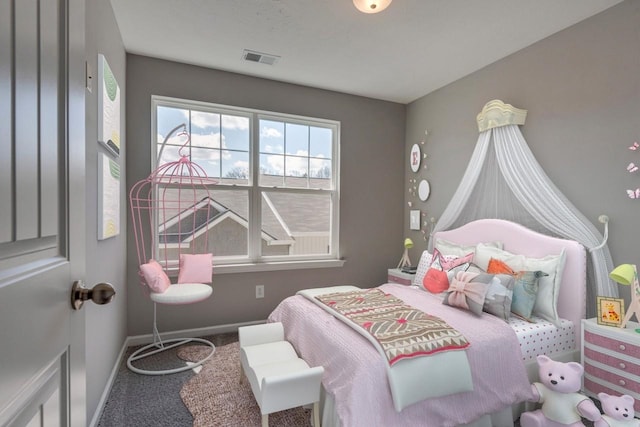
[242,49,280,66]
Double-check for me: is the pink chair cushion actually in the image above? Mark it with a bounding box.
[140,259,171,293]
[177,253,213,284]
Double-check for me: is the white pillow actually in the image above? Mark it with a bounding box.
[413,250,433,286]
[435,238,503,258]
[522,249,566,326]
[474,244,567,326]
[474,244,525,272]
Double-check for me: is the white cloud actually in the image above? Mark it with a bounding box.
[188,111,219,129]
[261,126,282,138]
[222,115,249,130]
[191,132,224,149]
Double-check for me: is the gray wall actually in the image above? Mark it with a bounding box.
[405,1,640,307]
[126,55,406,336]
[85,0,127,423]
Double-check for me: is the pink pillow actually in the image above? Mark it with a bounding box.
[177,253,213,284]
[140,259,171,293]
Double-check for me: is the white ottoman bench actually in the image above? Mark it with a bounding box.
[239,322,324,427]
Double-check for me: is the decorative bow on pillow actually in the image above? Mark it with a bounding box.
[443,271,490,315]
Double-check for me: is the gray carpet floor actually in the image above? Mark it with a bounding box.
[97,333,597,427]
[97,333,238,427]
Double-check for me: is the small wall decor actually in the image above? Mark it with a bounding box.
[409,210,421,230]
[410,143,421,172]
[596,296,625,327]
[98,152,120,240]
[418,179,430,201]
[626,141,639,199]
[98,54,121,157]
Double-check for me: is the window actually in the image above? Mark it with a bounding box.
[153,96,340,271]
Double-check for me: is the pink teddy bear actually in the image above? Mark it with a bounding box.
[520,355,602,427]
[595,393,639,427]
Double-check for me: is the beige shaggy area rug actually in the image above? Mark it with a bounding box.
[178,342,312,427]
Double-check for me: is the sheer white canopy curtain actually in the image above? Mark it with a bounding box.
[430,100,617,316]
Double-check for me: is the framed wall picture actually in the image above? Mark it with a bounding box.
[98,153,120,240]
[98,54,121,157]
[596,296,625,327]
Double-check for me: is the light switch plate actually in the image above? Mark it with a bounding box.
[409,210,420,230]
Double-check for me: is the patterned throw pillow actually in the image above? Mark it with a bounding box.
[511,271,549,321]
[487,258,548,322]
[423,249,473,293]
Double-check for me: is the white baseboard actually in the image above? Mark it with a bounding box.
[88,319,266,427]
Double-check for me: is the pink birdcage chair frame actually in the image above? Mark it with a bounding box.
[128,124,218,375]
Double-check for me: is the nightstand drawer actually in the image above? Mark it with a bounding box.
[387,269,414,286]
[585,361,640,394]
[584,330,640,356]
[584,346,640,377]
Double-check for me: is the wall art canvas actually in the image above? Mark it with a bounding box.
[98,54,121,156]
[98,153,120,240]
[596,296,625,327]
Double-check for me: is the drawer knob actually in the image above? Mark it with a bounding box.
[619,344,626,351]
[619,362,626,369]
[619,379,626,386]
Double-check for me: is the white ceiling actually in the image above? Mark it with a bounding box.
[110,0,622,104]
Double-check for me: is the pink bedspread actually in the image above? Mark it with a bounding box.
[268,283,534,427]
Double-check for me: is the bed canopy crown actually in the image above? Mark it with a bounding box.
[430,100,617,316]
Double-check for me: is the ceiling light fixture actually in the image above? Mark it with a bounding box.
[353,0,392,14]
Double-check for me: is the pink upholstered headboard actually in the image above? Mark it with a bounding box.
[433,219,586,347]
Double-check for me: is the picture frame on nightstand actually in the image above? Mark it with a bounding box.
[596,296,625,327]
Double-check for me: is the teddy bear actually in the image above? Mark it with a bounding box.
[520,355,602,427]
[594,393,639,427]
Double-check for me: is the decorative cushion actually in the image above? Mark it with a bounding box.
[487,258,515,275]
[412,250,433,286]
[481,273,516,321]
[177,253,213,284]
[442,271,490,316]
[140,259,171,293]
[511,271,548,321]
[422,249,473,293]
[435,239,503,258]
[522,250,566,326]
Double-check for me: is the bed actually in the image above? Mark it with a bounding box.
[268,219,587,427]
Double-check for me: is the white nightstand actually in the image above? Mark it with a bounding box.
[387,268,415,286]
[581,318,640,418]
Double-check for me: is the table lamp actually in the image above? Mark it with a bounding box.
[609,263,640,329]
[397,238,413,269]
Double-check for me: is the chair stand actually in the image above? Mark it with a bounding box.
[126,302,215,375]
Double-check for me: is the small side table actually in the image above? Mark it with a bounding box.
[387,268,415,286]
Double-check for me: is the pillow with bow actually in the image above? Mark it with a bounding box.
[442,271,490,315]
[422,248,473,294]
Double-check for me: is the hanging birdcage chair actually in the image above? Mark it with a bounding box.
[128,124,218,375]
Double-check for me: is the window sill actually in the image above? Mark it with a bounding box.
[213,259,345,274]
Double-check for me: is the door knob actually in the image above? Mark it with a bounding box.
[71,281,116,310]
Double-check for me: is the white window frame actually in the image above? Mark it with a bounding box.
[151,96,343,273]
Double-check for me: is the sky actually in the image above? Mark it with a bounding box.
[156,105,333,182]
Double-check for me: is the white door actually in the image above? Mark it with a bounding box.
[0,0,87,426]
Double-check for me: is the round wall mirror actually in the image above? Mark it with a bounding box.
[418,179,430,201]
